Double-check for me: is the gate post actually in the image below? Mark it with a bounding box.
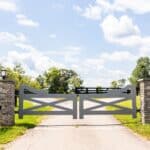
[18,86,24,119]
[139,79,150,124]
[79,94,84,119]
[131,86,137,118]
[0,80,15,126]
[73,94,77,119]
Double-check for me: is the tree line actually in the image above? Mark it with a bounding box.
[0,64,83,93]
[0,56,150,92]
[110,57,150,88]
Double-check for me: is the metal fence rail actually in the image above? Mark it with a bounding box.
[75,87,121,94]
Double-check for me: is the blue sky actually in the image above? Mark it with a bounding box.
[0,0,150,86]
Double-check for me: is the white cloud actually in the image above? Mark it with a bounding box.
[14,43,36,52]
[73,5,82,13]
[83,69,128,86]
[0,38,135,86]
[16,14,39,27]
[139,47,150,56]
[100,51,136,62]
[49,34,56,39]
[100,14,150,51]
[101,15,140,44]
[0,32,27,43]
[0,31,145,86]
[82,5,102,20]
[47,46,82,63]
[0,0,17,12]
[75,0,150,20]
[0,45,65,77]
[114,0,150,14]
[69,49,135,86]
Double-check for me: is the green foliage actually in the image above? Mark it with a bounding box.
[44,67,83,93]
[36,75,45,89]
[111,80,119,88]
[118,79,126,87]
[111,79,126,88]
[0,64,40,89]
[0,64,82,91]
[129,57,150,85]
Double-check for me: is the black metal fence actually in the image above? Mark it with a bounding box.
[75,87,121,94]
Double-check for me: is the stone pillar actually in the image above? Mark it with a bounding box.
[139,79,150,124]
[0,80,15,126]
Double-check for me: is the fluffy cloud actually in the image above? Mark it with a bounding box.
[101,15,140,46]
[114,0,150,14]
[83,69,128,86]
[0,45,65,77]
[16,14,39,27]
[73,5,82,13]
[0,32,64,76]
[0,32,132,86]
[82,5,102,20]
[101,14,150,56]
[47,46,82,63]
[0,31,143,86]
[0,0,17,12]
[100,51,137,62]
[75,0,150,20]
[0,32,27,43]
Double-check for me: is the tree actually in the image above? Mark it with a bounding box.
[6,64,40,89]
[36,75,45,89]
[44,67,83,93]
[118,79,126,87]
[111,79,126,88]
[13,63,25,75]
[111,80,119,88]
[68,76,83,92]
[129,57,150,85]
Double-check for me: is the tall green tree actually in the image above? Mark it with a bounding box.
[129,57,150,85]
[110,78,126,88]
[6,64,40,89]
[36,75,45,89]
[44,67,83,93]
[111,80,119,88]
[118,79,126,87]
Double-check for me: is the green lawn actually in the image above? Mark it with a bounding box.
[0,101,52,145]
[108,97,150,140]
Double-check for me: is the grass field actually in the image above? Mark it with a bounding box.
[0,101,52,145]
[108,97,150,140]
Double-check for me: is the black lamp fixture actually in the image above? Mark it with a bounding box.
[0,69,7,80]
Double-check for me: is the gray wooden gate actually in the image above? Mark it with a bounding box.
[18,85,136,119]
[19,85,77,119]
[79,85,136,119]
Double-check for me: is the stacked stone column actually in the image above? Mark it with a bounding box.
[139,79,150,124]
[0,80,15,126]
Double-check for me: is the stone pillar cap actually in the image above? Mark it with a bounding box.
[138,78,150,82]
[0,80,15,84]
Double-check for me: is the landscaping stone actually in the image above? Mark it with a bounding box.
[139,78,150,124]
[0,80,15,126]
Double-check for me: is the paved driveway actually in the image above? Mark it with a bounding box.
[6,113,150,150]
